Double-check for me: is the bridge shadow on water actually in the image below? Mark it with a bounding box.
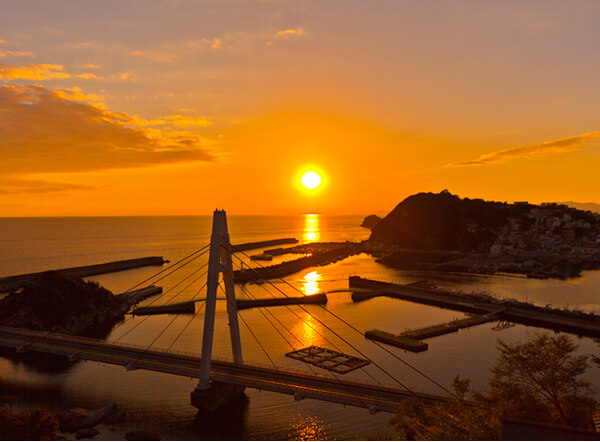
[191,393,249,440]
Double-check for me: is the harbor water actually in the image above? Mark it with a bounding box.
[1,215,599,440]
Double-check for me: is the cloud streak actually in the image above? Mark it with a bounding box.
[0,84,216,175]
[0,63,70,80]
[450,131,600,166]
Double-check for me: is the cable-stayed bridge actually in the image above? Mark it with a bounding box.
[0,210,454,414]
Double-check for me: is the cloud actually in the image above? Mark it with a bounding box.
[0,50,35,58]
[276,28,305,38]
[83,63,99,69]
[0,177,93,195]
[0,84,216,175]
[450,131,600,166]
[75,72,104,80]
[0,63,70,80]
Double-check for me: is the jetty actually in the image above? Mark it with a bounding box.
[236,293,327,310]
[131,300,195,316]
[350,276,600,338]
[231,238,298,253]
[366,315,496,352]
[235,244,360,283]
[0,257,167,293]
[117,285,163,306]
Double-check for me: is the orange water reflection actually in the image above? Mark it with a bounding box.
[303,214,320,242]
[291,312,323,347]
[288,414,328,440]
[302,270,321,296]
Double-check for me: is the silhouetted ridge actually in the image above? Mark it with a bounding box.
[369,190,525,251]
[0,271,125,337]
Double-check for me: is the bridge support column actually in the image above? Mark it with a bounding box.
[192,209,245,411]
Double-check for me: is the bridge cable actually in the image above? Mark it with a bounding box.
[237,280,384,387]
[237,285,320,376]
[235,249,454,397]
[124,279,211,366]
[237,285,379,409]
[120,244,210,295]
[231,252,393,388]
[112,258,210,340]
[113,268,209,343]
[230,252,413,394]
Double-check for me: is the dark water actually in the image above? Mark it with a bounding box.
[1,215,599,440]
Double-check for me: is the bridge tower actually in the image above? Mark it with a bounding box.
[191,209,245,411]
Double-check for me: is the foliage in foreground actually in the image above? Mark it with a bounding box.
[0,405,59,440]
[391,333,599,440]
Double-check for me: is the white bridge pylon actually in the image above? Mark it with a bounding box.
[197,209,243,389]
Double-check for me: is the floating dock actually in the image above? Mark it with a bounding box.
[0,257,167,293]
[131,300,195,316]
[350,276,600,338]
[234,245,359,283]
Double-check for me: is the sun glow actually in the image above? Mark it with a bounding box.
[301,171,322,189]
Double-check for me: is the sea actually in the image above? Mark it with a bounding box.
[0,215,599,440]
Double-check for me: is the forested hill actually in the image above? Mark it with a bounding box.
[368,191,529,252]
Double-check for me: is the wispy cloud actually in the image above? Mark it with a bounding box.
[0,63,70,80]
[276,28,305,38]
[0,50,35,58]
[450,131,600,166]
[0,84,217,176]
[0,177,93,195]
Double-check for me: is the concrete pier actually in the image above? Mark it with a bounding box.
[236,293,327,310]
[117,285,163,306]
[131,300,195,316]
[230,238,297,253]
[351,276,600,338]
[0,257,167,293]
[234,245,359,283]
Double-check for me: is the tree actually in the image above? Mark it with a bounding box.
[0,406,59,440]
[390,376,501,440]
[483,333,597,429]
[392,333,599,440]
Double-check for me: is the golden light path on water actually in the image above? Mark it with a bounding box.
[303,213,320,242]
[302,270,321,296]
[291,311,323,347]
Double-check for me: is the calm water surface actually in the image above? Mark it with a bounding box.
[1,215,599,440]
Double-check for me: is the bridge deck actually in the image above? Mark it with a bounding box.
[0,326,448,413]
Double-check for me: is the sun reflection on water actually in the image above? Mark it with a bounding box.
[288,414,328,441]
[303,213,320,242]
[302,270,321,296]
[291,312,323,347]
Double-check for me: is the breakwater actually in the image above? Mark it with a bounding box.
[350,276,600,338]
[0,257,166,293]
[236,293,327,310]
[234,244,360,283]
[366,315,495,352]
[131,300,195,316]
[231,238,298,252]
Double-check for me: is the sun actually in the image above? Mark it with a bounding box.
[301,171,322,189]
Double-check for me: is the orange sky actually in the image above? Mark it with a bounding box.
[1,1,600,216]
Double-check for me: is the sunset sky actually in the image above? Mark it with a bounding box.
[1,1,599,216]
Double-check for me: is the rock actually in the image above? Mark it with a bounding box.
[125,430,161,440]
[103,407,127,424]
[55,408,91,433]
[75,427,99,440]
[360,214,382,229]
[82,402,116,427]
